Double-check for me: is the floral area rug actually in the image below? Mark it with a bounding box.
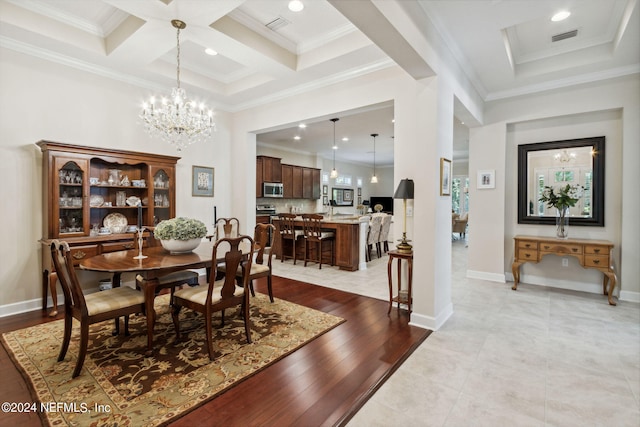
[1,293,344,426]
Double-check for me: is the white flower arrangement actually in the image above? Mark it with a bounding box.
[154,217,207,241]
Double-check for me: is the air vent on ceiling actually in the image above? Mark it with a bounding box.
[265,16,290,31]
[552,29,578,42]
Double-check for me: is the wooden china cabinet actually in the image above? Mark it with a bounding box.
[38,141,180,315]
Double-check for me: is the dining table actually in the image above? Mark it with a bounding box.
[79,240,224,354]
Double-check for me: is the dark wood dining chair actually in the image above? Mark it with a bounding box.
[50,240,145,378]
[244,223,276,302]
[136,229,200,297]
[171,235,255,360]
[301,214,334,269]
[207,217,240,242]
[277,213,302,264]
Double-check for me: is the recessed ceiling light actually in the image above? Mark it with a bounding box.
[342,137,349,142]
[205,48,218,56]
[551,11,571,22]
[298,123,306,128]
[288,1,304,12]
[293,135,301,140]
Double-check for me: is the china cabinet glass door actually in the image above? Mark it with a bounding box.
[54,158,88,237]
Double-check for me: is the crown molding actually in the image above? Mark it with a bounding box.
[229,58,396,112]
[485,64,640,101]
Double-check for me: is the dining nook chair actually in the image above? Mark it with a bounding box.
[378,214,392,253]
[50,240,146,378]
[171,235,255,360]
[277,213,302,264]
[301,213,335,269]
[366,215,383,261]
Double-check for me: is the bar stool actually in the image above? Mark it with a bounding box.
[277,213,302,264]
[301,214,334,269]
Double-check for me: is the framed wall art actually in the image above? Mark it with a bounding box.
[477,170,495,189]
[192,166,214,197]
[440,158,452,196]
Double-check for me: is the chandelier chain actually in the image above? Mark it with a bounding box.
[176,26,181,88]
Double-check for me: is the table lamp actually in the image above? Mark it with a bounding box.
[393,178,414,253]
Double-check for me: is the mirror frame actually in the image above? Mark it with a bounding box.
[517,136,605,227]
[332,188,354,206]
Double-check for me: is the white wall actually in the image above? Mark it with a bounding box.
[0,48,233,311]
[468,75,639,301]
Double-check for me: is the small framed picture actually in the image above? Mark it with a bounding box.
[357,196,362,205]
[323,195,329,205]
[357,187,362,196]
[440,158,452,196]
[322,185,328,195]
[192,166,214,197]
[477,170,495,189]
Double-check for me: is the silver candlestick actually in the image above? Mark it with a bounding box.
[133,226,147,259]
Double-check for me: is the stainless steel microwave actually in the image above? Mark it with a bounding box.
[263,182,284,198]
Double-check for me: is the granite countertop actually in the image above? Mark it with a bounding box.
[272,214,364,223]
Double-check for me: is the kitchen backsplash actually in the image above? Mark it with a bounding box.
[257,198,358,215]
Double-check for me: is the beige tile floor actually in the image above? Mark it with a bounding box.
[272,238,640,427]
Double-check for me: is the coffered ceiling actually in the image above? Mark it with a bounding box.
[1,0,637,165]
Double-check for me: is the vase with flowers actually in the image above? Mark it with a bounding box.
[154,217,207,253]
[539,183,584,239]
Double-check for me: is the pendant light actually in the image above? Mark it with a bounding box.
[370,133,379,183]
[330,118,339,178]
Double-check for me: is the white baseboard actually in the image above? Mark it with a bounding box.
[0,296,61,318]
[0,279,139,318]
[466,270,506,283]
[504,272,640,303]
[617,290,639,303]
[409,302,452,331]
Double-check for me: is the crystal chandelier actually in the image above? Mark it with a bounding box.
[330,118,339,178]
[140,20,215,151]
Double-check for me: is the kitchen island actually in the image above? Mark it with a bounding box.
[272,214,368,271]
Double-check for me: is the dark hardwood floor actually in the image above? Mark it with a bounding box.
[0,275,431,427]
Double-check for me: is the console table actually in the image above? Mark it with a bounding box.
[511,235,617,305]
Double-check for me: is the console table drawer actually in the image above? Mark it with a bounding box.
[518,240,538,250]
[517,249,538,261]
[585,254,609,268]
[539,243,582,255]
[585,245,608,255]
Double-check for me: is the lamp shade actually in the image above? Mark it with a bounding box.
[394,179,414,199]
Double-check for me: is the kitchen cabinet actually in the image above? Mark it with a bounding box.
[257,157,320,200]
[256,157,264,197]
[282,164,293,198]
[258,155,281,183]
[302,168,321,199]
[292,165,304,198]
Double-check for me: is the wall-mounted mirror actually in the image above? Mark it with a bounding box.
[518,136,605,226]
[332,188,354,206]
